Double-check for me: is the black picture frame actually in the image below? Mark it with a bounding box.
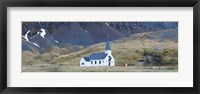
[0,0,200,94]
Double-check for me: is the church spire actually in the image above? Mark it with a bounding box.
[105,36,111,50]
[105,36,111,55]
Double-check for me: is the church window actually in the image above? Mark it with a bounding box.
[95,61,97,64]
[91,61,93,64]
[82,63,84,65]
[99,61,101,64]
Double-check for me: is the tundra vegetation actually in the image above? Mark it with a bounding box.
[22,30,178,72]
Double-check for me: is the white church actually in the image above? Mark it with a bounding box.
[80,38,115,66]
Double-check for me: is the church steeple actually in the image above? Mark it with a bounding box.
[105,36,111,54]
[105,37,111,50]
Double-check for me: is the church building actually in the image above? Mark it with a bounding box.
[80,38,115,66]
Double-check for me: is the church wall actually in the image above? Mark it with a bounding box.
[90,59,106,66]
[104,55,115,66]
[80,58,91,66]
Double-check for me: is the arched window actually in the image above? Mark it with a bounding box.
[95,61,97,64]
[91,61,93,64]
[99,61,101,64]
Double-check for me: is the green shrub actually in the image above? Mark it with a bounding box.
[141,48,178,66]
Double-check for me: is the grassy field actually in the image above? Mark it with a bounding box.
[22,30,178,72]
[22,64,178,72]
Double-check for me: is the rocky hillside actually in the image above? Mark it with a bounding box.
[22,22,178,53]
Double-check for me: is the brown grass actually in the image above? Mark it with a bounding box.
[22,32,178,72]
[22,64,178,72]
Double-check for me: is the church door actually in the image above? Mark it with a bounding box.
[108,56,112,66]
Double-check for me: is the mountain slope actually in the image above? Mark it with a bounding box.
[22,22,178,53]
[49,29,178,65]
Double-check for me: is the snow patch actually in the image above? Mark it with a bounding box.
[40,29,46,38]
[55,40,59,43]
[32,32,40,38]
[31,42,40,48]
[84,30,88,32]
[23,30,31,41]
[105,23,110,26]
[23,30,40,48]
[25,38,40,48]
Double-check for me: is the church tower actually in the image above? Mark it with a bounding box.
[105,37,111,55]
